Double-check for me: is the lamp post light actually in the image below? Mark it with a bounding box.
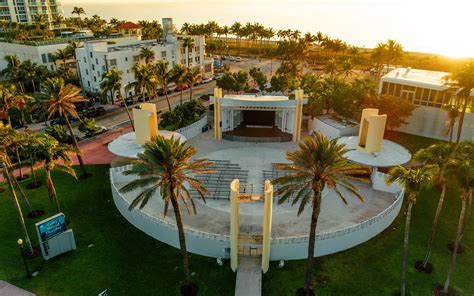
[17,239,32,279]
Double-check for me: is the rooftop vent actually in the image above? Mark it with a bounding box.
[403,67,411,77]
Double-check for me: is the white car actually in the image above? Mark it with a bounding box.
[201,77,213,84]
[229,56,235,61]
[235,57,242,62]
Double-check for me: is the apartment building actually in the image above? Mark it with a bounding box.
[0,0,62,24]
[76,19,210,101]
[379,67,474,141]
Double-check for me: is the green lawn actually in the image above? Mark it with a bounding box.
[0,133,472,296]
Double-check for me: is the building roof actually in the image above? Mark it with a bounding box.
[382,67,451,91]
[316,114,359,130]
[117,22,144,30]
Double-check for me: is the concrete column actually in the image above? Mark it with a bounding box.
[292,89,304,142]
[213,88,223,140]
[230,179,240,272]
[261,180,273,273]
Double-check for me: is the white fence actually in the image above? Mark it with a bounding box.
[174,115,208,140]
[110,165,404,260]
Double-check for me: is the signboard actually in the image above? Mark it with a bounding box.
[37,214,67,242]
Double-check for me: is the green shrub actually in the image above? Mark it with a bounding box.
[78,118,100,137]
[159,99,206,130]
[45,124,70,143]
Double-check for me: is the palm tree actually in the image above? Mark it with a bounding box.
[127,63,158,102]
[387,165,436,296]
[19,60,40,92]
[71,7,85,29]
[414,143,456,271]
[153,61,173,111]
[446,61,474,143]
[441,154,473,295]
[53,48,71,71]
[1,55,25,93]
[323,58,339,78]
[119,136,214,291]
[184,67,202,101]
[0,123,34,256]
[230,22,242,55]
[139,47,155,65]
[341,58,355,79]
[171,64,188,105]
[442,96,461,143]
[182,37,195,67]
[42,77,89,177]
[100,69,135,131]
[34,134,77,213]
[272,133,366,295]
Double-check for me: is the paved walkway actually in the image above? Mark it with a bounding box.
[0,281,36,296]
[234,257,262,296]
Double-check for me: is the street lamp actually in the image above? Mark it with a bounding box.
[17,239,32,279]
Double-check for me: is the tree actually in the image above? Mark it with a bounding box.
[34,134,77,213]
[128,63,158,102]
[71,7,85,29]
[182,37,195,67]
[362,95,415,130]
[19,60,40,92]
[54,48,72,70]
[78,117,100,137]
[387,165,436,296]
[184,67,202,101]
[323,58,339,77]
[100,69,135,131]
[441,152,474,295]
[414,143,457,272]
[1,55,25,93]
[249,67,267,92]
[0,82,30,127]
[442,96,461,143]
[170,64,188,105]
[139,47,155,65]
[42,77,89,177]
[153,60,172,111]
[119,136,214,293]
[272,133,365,295]
[340,58,356,79]
[446,61,474,143]
[0,123,34,256]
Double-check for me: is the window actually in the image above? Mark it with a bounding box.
[126,69,130,74]
[125,57,128,62]
[161,51,167,58]
[47,53,53,63]
[97,71,100,78]
[133,55,139,62]
[394,84,401,97]
[83,57,86,63]
[93,76,96,82]
[108,59,117,67]
[102,66,106,72]
[92,64,95,71]
[90,52,93,58]
[381,82,389,95]
[50,65,54,71]
[41,53,47,63]
[85,69,89,75]
[87,81,91,87]
[95,58,99,65]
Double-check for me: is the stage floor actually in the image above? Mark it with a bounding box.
[224,126,293,142]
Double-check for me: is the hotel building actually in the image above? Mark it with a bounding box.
[0,0,62,24]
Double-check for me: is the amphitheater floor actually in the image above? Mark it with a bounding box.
[113,131,397,238]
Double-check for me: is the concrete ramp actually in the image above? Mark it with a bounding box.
[235,257,262,296]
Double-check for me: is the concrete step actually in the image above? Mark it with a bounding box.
[235,257,262,296]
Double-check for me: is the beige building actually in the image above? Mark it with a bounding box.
[0,0,62,25]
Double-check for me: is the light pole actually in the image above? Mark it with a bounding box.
[17,239,32,279]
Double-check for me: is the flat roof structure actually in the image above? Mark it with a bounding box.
[316,114,359,130]
[108,131,186,159]
[215,94,307,109]
[382,67,451,91]
[338,136,411,167]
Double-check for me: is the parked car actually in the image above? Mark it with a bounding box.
[49,115,78,126]
[157,87,173,96]
[214,73,223,79]
[201,77,213,84]
[82,106,106,118]
[229,56,235,61]
[235,57,242,62]
[175,84,188,92]
[120,98,134,107]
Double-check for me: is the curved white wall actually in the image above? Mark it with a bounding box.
[110,166,404,260]
[174,115,208,140]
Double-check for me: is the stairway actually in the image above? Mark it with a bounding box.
[234,256,262,296]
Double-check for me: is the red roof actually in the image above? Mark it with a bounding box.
[117,22,144,30]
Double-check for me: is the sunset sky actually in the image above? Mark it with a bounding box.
[61,0,474,57]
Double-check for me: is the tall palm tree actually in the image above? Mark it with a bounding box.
[272,133,366,295]
[34,134,77,213]
[1,55,25,93]
[100,69,135,131]
[19,60,40,92]
[184,67,202,101]
[387,165,436,296]
[153,61,173,111]
[42,77,89,177]
[139,47,155,65]
[0,123,34,256]
[54,48,71,71]
[127,63,158,102]
[171,64,188,105]
[414,143,456,271]
[71,7,85,29]
[119,136,214,291]
[182,37,195,67]
[230,22,242,55]
[446,61,474,143]
[441,155,474,295]
[323,58,339,78]
[341,58,355,79]
[442,96,461,143]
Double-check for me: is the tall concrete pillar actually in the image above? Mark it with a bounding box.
[230,179,240,272]
[213,88,223,140]
[292,89,304,142]
[261,180,273,273]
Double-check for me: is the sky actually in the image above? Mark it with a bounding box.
[60,0,474,57]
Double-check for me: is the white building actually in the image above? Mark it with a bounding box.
[0,35,141,72]
[0,0,62,24]
[76,19,210,100]
[379,67,474,141]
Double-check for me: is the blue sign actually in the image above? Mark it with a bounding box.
[37,214,67,242]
